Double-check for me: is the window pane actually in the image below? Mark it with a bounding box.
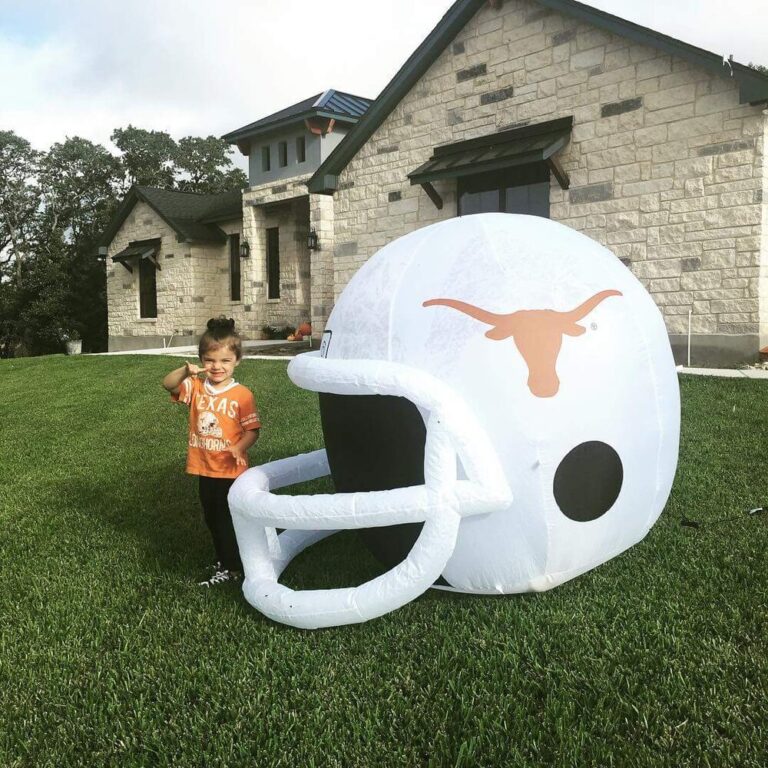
[296,136,306,163]
[528,181,550,218]
[459,188,499,215]
[261,146,271,172]
[458,164,550,218]
[139,258,157,318]
[267,228,280,299]
[230,234,241,302]
[278,141,288,167]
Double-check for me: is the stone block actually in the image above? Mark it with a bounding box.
[457,63,487,82]
[650,277,681,292]
[552,28,576,46]
[571,47,604,70]
[680,271,722,290]
[634,124,667,147]
[601,97,642,117]
[636,57,672,80]
[695,90,740,115]
[569,182,614,204]
[480,86,515,104]
[644,84,697,111]
[645,103,695,126]
[632,258,681,278]
[697,138,754,156]
[705,206,761,228]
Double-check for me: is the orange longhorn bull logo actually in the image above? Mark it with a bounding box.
[423,290,622,397]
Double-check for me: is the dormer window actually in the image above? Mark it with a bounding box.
[296,136,306,163]
[261,146,271,172]
[278,141,288,168]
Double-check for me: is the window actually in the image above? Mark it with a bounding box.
[261,146,271,172]
[296,136,306,163]
[458,165,550,217]
[138,258,157,318]
[267,227,280,299]
[278,141,288,167]
[229,233,241,301]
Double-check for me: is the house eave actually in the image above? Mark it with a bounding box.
[308,0,768,193]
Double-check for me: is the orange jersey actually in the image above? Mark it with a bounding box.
[172,376,261,478]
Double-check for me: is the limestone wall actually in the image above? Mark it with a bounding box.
[106,202,246,349]
[107,202,189,347]
[242,177,313,335]
[331,0,766,362]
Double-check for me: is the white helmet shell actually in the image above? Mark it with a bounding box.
[230,213,680,628]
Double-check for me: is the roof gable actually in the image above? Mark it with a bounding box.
[222,89,373,146]
[308,0,768,193]
[100,186,242,247]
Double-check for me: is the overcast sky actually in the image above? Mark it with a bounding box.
[1,0,766,164]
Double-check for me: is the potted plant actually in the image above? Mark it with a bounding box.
[60,327,82,355]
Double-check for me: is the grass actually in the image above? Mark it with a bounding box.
[0,354,766,767]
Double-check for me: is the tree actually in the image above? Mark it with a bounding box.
[748,62,768,74]
[0,131,41,282]
[175,135,247,194]
[37,137,122,352]
[111,125,177,190]
[0,125,246,356]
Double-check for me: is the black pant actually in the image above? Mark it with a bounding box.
[198,476,242,571]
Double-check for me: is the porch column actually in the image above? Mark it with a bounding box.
[309,192,335,340]
[242,198,268,339]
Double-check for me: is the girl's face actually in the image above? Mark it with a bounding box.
[200,343,240,385]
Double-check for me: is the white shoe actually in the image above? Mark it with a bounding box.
[198,569,242,587]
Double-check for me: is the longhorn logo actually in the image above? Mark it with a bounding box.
[423,290,622,398]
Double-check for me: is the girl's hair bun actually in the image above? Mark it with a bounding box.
[207,316,236,333]
[199,316,242,359]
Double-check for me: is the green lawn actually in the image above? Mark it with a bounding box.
[0,355,766,767]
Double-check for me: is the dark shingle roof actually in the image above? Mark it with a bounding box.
[308,0,768,193]
[222,89,372,144]
[100,186,242,247]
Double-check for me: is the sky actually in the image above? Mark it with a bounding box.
[1,0,766,165]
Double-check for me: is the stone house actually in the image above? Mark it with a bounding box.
[101,90,371,351]
[306,0,768,365]
[103,0,768,363]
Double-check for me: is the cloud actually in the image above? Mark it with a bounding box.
[1,0,765,156]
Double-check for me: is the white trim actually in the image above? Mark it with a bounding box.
[204,378,239,396]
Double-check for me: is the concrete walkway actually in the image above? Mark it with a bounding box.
[97,339,311,361]
[97,343,768,377]
[677,365,768,379]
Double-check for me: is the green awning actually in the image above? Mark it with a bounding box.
[408,116,573,186]
[112,239,160,273]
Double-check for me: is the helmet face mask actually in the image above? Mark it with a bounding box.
[318,392,430,571]
[229,213,680,629]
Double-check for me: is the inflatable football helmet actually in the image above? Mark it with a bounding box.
[229,213,680,629]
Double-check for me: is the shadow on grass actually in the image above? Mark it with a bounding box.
[49,461,214,579]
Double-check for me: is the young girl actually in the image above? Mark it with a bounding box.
[162,317,260,586]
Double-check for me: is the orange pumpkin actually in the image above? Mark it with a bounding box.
[287,334,296,341]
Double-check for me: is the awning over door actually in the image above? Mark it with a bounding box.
[112,239,161,273]
[408,116,573,208]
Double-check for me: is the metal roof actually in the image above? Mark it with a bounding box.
[222,89,373,145]
[308,0,768,194]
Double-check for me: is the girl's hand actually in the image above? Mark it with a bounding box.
[228,445,247,467]
[185,361,209,377]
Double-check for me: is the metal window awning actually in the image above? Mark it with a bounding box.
[112,239,161,273]
[408,116,573,209]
